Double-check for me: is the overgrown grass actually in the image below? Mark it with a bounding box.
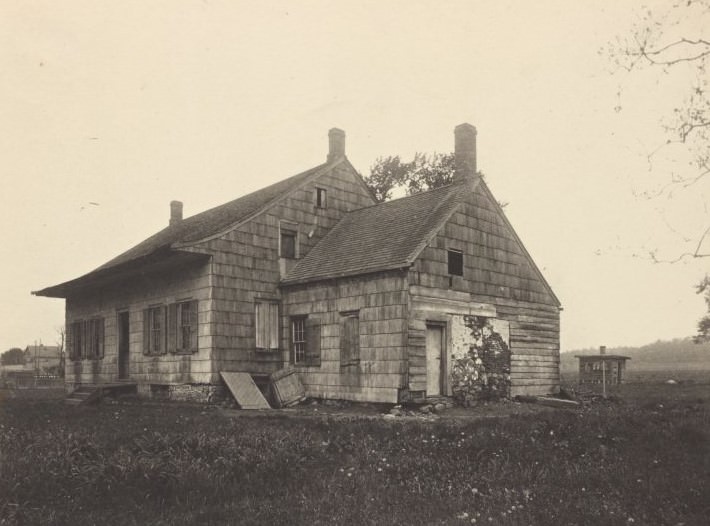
[1,385,709,525]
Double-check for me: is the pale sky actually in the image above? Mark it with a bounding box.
[1,1,707,352]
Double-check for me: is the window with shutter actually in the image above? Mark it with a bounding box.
[174,300,199,353]
[255,301,279,351]
[88,318,104,359]
[69,319,104,360]
[340,311,360,366]
[291,316,322,366]
[143,306,166,355]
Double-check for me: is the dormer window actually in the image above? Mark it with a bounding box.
[315,187,327,209]
[447,249,463,276]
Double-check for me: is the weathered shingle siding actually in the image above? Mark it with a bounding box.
[193,163,375,375]
[282,271,409,403]
[409,185,560,397]
[65,260,213,386]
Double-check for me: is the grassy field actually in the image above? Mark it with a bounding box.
[1,383,709,526]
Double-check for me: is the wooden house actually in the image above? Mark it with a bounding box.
[576,347,629,386]
[34,124,561,404]
[23,344,62,374]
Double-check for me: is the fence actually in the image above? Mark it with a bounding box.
[1,372,64,389]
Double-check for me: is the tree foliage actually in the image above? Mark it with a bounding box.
[609,1,710,342]
[608,0,710,260]
[1,348,25,366]
[694,276,710,342]
[364,152,456,202]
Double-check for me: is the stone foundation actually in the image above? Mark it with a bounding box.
[132,382,229,403]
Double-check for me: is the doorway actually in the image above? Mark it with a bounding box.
[426,324,445,396]
[118,311,130,380]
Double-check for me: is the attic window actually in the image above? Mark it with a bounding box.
[448,249,463,276]
[280,225,297,259]
[315,187,327,209]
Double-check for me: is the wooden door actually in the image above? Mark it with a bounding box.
[118,311,130,380]
[426,324,444,396]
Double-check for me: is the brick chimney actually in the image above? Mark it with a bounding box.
[170,200,183,226]
[327,128,345,162]
[454,123,477,182]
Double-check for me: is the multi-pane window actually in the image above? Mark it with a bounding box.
[255,301,279,351]
[143,306,166,356]
[175,300,199,353]
[448,249,464,276]
[175,300,198,353]
[68,318,104,361]
[291,317,306,364]
[290,316,321,366]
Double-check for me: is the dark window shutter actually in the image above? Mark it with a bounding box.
[350,316,360,362]
[168,303,177,353]
[305,318,321,367]
[98,319,105,359]
[143,309,150,355]
[340,317,349,364]
[269,302,279,350]
[88,320,96,359]
[340,314,360,366]
[68,323,75,360]
[81,320,88,360]
[160,305,168,355]
[72,321,81,361]
[189,300,199,352]
[255,302,264,349]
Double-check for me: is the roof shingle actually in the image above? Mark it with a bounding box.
[282,179,475,285]
[96,161,336,271]
[34,159,341,297]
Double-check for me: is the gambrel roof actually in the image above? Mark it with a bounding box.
[282,179,473,285]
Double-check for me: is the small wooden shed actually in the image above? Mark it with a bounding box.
[576,346,630,385]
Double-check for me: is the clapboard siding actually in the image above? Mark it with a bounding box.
[408,181,561,397]
[282,271,408,403]
[193,163,375,375]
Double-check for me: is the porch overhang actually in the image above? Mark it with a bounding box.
[32,249,211,299]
